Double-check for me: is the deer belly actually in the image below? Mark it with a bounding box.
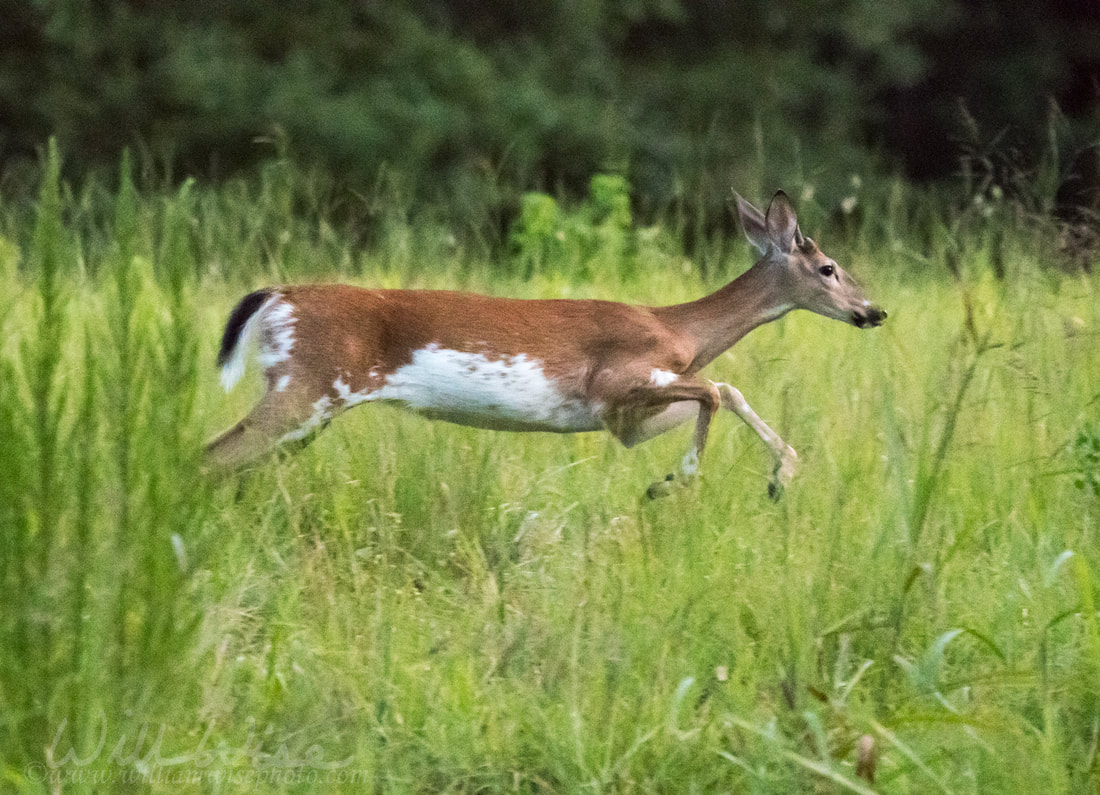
[365,345,604,433]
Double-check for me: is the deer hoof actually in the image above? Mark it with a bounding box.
[645,473,676,500]
[768,447,799,501]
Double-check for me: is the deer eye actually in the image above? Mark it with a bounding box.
[819,265,835,278]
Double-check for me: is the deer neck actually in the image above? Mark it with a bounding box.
[654,262,794,371]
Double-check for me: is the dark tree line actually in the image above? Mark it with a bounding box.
[1,0,1097,217]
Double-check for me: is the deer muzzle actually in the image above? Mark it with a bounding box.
[852,305,887,329]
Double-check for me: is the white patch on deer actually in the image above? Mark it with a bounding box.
[680,446,699,477]
[333,375,354,401]
[650,368,679,387]
[333,375,374,409]
[279,395,335,443]
[759,301,795,324]
[275,374,291,393]
[258,300,297,370]
[220,293,289,392]
[366,344,603,433]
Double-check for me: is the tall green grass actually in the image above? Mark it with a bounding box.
[1,148,1098,792]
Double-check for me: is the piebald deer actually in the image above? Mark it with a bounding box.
[207,191,886,497]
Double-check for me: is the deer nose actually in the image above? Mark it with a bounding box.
[853,306,887,328]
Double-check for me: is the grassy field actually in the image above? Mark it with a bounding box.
[2,150,1099,792]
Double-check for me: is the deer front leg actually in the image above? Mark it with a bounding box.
[600,378,721,499]
[643,399,719,498]
[712,381,799,499]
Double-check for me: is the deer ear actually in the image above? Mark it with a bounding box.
[735,192,769,254]
[765,190,799,254]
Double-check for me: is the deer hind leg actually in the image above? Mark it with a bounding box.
[712,381,798,500]
[205,380,339,470]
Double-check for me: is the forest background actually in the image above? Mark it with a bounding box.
[2,0,1099,227]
